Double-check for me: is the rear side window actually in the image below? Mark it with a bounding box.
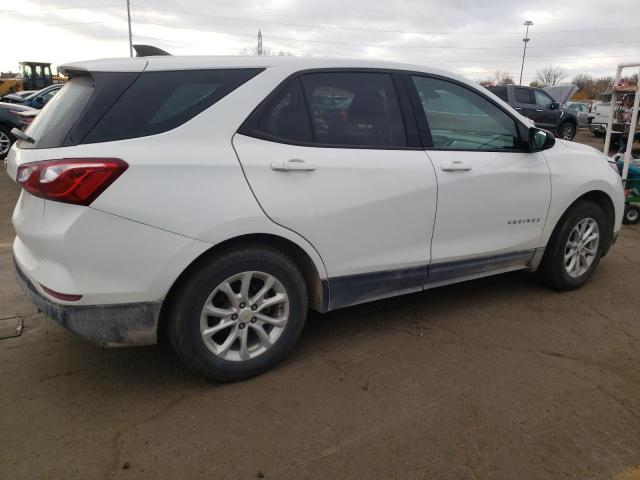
[514,88,532,104]
[84,69,261,143]
[257,77,312,143]
[488,86,508,101]
[240,71,408,148]
[303,72,406,147]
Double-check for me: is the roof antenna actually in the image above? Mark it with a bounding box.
[132,45,172,57]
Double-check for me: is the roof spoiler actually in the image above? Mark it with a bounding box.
[133,45,172,57]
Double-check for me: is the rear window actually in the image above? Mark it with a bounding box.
[22,77,94,149]
[20,68,262,149]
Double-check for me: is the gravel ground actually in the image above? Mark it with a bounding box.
[1,128,639,480]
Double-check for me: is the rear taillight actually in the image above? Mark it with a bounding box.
[17,158,128,206]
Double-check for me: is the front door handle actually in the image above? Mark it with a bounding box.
[440,161,471,172]
[536,109,543,112]
[514,107,522,110]
[270,159,316,172]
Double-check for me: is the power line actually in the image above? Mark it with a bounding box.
[131,3,640,37]
[131,20,640,50]
[2,3,121,13]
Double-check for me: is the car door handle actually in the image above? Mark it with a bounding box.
[536,109,543,112]
[270,159,316,172]
[440,161,471,172]
[514,107,522,110]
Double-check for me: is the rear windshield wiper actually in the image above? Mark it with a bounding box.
[11,128,35,144]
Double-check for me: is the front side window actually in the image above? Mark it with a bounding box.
[514,88,532,104]
[302,72,407,147]
[412,76,518,150]
[533,90,553,108]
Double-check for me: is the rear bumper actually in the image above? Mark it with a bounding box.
[15,258,161,346]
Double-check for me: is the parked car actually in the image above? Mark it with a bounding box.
[7,56,624,381]
[566,101,590,126]
[0,102,37,158]
[0,90,37,103]
[486,84,579,140]
[2,84,63,109]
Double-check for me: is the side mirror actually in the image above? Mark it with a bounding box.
[529,128,556,151]
[550,102,560,110]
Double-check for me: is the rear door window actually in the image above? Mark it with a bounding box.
[256,77,312,143]
[489,86,508,101]
[302,72,407,147]
[514,88,532,104]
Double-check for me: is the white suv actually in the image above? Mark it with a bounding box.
[6,55,624,381]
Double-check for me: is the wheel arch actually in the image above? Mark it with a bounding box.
[157,233,328,341]
[547,189,615,255]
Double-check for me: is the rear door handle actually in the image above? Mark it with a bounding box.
[270,159,316,172]
[440,161,471,172]
[514,107,522,110]
[536,109,543,112]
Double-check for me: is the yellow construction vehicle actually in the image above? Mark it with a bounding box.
[0,61,66,97]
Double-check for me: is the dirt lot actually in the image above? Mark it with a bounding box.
[1,129,639,480]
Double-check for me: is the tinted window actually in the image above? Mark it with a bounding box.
[489,86,508,101]
[302,72,406,147]
[21,77,94,149]
[412,76,518,150]
[257,78,312,142]
[533,90,553,107]
[84,69,261,144]
[514,88,532,104]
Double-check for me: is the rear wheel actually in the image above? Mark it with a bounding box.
[538,201,606,290]
[168,246,307,381]
[557,122,576,141]
[0,125,12,159]
[623,205,640,225]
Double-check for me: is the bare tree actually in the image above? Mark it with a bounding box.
[478,70,514,86]
[592,76,615,98]
[536,65,567,86]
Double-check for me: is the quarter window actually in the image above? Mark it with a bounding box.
[302,72,407,147]
[412,76,518,150]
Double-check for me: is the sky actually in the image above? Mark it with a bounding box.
[2,0,640,84]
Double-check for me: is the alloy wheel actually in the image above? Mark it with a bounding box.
[0,131,10,155]
[199,271,289,361]
[564,218,599,278]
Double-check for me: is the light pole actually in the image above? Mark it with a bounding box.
[126,0,133,57]
[519,20,533,86]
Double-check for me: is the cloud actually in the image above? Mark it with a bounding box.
[2,0,639,85]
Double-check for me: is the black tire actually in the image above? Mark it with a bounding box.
[0,124,13,160]
[538,201,607,290]
[623,205,640,225]
[168,245,308,382]
[557,121,576,141]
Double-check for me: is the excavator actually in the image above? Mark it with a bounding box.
[0,61,66,97]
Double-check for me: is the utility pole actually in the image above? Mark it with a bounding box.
[126,0,133,57]
[257,29,263,56]
[519,20,533,86]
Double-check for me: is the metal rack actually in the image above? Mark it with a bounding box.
[603,62,640,181]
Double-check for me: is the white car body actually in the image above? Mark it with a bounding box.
[6,56,624,348]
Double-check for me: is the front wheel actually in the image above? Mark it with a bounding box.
[538,201,607,290]
[168,246,308,382]
[557,122,576,140]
